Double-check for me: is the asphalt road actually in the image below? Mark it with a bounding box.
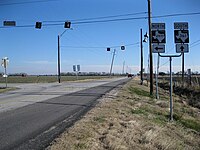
[0,78,125,113]
[0,78,130,150]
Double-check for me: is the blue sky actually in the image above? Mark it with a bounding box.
[0,0,200,75]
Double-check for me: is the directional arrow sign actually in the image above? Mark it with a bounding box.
[174,30,189,43]
[152,30,166,43]
[152,44,165,53]
[176,44,189,53]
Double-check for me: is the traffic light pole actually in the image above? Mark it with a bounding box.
[148,0,153,95]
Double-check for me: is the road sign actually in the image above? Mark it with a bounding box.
[176,44,189,53]
[77,65,80,71]
[73,65,76,72]
[174,22,188,30]
[152,30,166,43]
[3,21,16,26]
[151,23,165,30]
[3,74,8,78]
[174,30,189,43]
[152,44,165,53]
[1,57,9,68]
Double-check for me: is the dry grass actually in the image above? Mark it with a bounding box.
[47,77,200,150]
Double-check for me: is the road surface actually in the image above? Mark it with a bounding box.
[0,77,130,150]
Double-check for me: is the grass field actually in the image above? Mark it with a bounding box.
[0,76,111,83]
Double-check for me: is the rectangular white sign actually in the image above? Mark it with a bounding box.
[151,23,165,30]
[152,44,165,53]
[176,44,189,53]
[174,22,188,30]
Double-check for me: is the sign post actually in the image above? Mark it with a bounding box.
[73,65,81,80]
[174,22,189,86]
[151,23,166,99]
[1,57,9,88]
[157,22,189,122]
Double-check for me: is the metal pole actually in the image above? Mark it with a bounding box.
[182,52,184,86]
[148,0,153,95]
[122,61,125,75]
[140,28,143,85]
[109,49,116,77]
[156,54,160,99]
[58,35,61,83]
[5,67,7,88]
[169,56,173,121]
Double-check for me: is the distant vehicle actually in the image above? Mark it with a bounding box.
[128,74,132,78]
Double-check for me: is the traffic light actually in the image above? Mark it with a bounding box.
[64,21,71,28]
[35,22,42,29]
[107,48,110,51]
[121,46,125,50]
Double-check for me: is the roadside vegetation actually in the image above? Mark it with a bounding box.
[47,77,200,150]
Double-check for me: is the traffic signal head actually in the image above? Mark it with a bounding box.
[121,46,125,50]
[35,22,42,29]
[64,21,71,28]
[107,48,110,51]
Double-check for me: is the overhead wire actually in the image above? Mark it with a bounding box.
[61,42,139,49]
[1,11,200,29]
[43,12,147,23]
[0,0,59,6]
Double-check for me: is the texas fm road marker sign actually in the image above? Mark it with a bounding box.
[152,44,165,53]
[152,30,166,43]
[174,30,189,43]
[176,44,189,53]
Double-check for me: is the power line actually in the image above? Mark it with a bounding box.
[44,12,147,23]
[152,12,200,19]
[0,0,59,6]
[61,42,139,49]
[1,11,200,28]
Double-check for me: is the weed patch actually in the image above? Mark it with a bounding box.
[93,116,106,123]
[131,108,148,116]
[179,118,200,132]
[129,87,150,97]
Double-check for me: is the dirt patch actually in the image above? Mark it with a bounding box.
[47,78,200,150]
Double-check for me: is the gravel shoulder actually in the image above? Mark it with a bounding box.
[47,77,200,150]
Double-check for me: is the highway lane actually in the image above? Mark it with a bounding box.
[0,78,125,113]
[0,78,130,150]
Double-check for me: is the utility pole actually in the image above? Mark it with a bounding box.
[122,61,125,75]
[110,49,116,77]
[140,28,144,85]
[58,35,61,83]
[148,0,153,95]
